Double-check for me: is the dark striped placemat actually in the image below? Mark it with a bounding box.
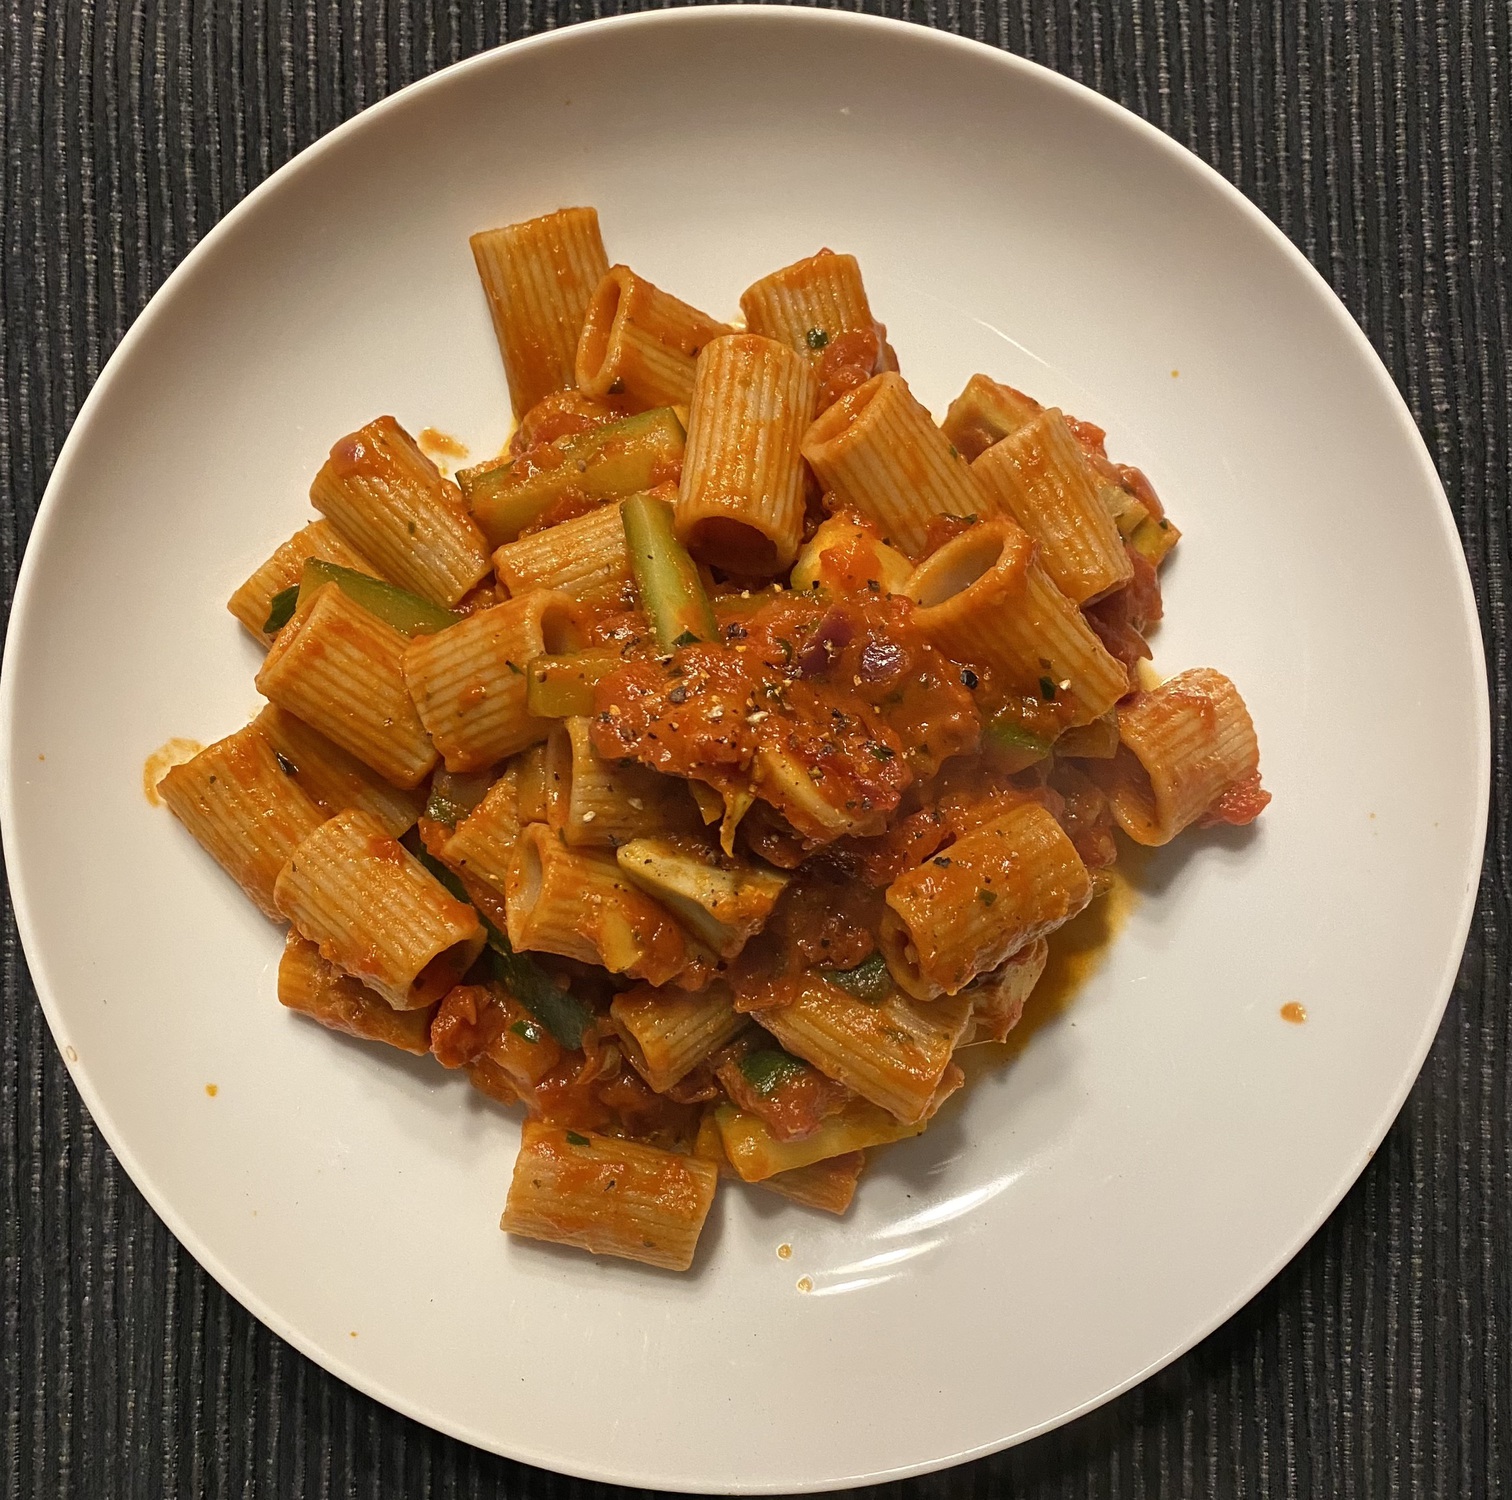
[2,1,1506,1494]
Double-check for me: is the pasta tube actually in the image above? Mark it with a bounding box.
[226,519,379,645]
[501,1121,719,1272]
[756,1153,864,1214]
[309,416,492,607]
[906,519,1128,727]
[562,717,695,848]
[491,499,633,608]
[158,722,326,920]
[252,706,423,836]
[800,372,995,559]
[506,823,698,986]
[470,207,610,417]
[609,980,747,1092]
[675,334,817,574]
[277,932,434,1054]
[971,409,1133,604]
[274,809,485,1010]
[576,265,731,409]
[880,801,1092,999]
[255,582,437,789]
[402,591,582,772]
[739,250,875,357]
[1099,668,1269,844]
[439,768,522,905]
[941,373,1043,461]
[754,976,973,1123]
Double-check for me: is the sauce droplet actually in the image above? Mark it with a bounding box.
[64,1045,78,1063]
[143,738,203,805]
[776,1243,792,1260]
[795,1276,813,1293]
[205,1083,219,1097]
[1280,1002,1307,1025]
[418,427,469,462]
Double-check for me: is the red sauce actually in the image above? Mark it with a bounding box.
[1280,1002,1308,1024]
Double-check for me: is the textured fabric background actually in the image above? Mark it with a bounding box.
[2,0,1507,1494]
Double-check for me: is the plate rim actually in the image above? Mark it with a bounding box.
[0,6,1491,1490]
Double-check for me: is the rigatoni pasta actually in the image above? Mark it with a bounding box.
[154,212,1267,1274]
[676,334,818,574]
[227,519,380,644]
[158,723,326,919]
[801,371,995,559]
[274,809,485,1010]
[471,206,610,417]
[255,581,437,788]
[576,265,731,409]
[309,416,492,607]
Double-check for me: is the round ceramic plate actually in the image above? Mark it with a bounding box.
[0,8,1487,1492]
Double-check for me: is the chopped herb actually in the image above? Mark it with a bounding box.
[959,668,978,689]
[667,684,688,705]
[805,327,830,351]
[407,520,417,536]
[1038,675,1058,701]
[1159,519,1170,530]
[565,1131,591,1146]
[510,1018,542,1043]
[866,742,895,762]
[978,888,998,907]
[263,585,299,633]
[608,378,626,395]
[933,856,953,868]
[820,952,893,1003]
[506,659,523,675]
[672,629,700,648]
[739,1048,808,1096]
[948,443,960,458]
[273,750,297,776]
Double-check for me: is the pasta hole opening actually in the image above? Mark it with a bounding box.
[576,268,628,393]
[878,909,941,1001]
[906,524,1012,608]
[803,370,891,447]
[411,939,480,1009]
[538,597,585,656]
[684,517,783,578]
[513,828,545,918]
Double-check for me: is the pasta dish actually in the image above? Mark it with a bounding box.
[156,208,1267,1271]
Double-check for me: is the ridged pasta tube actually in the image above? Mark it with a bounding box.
[158,723,326,920]
[227,519,379,645]
[905,519,1128,727]
[277,932,435,1054]
[255,583,437,789]
[274,809,485,1010]
[310,416,492,607]
[470,207,610,417]
[676,334,817,574]
[505,823,698,986]
[971,409,1134,604]
[576,265,731,409]
[801,372,995,559]
[880,802,1091,999]
[501,1122,719,1272]
[1101,668,1267,844]
[402,591,582,772]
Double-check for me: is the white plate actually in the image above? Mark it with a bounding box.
[0,8,1487,1491]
